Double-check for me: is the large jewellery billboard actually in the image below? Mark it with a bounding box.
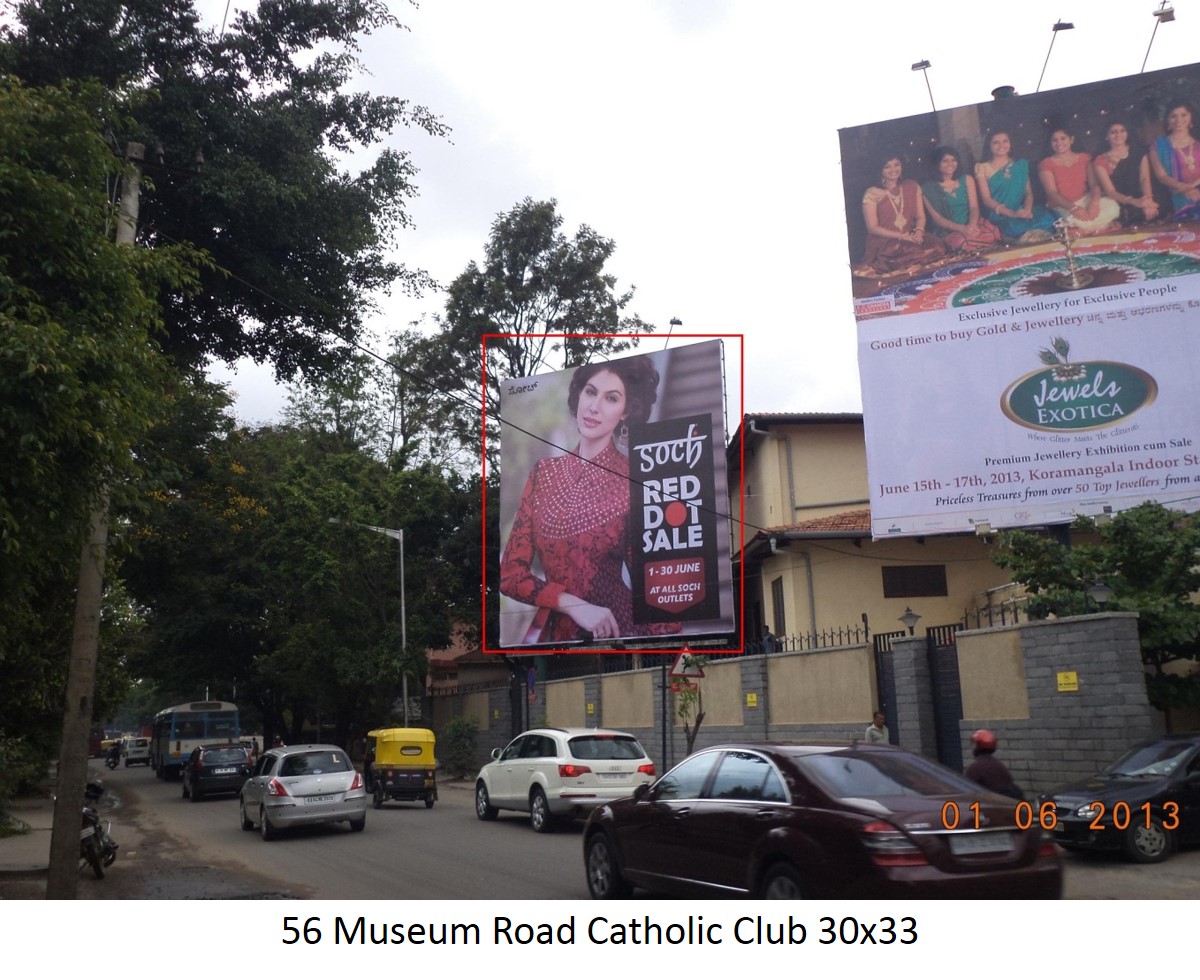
[494,339,735,649]
[840,62,1200,538]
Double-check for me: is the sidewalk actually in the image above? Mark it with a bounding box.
[0,792,55,877]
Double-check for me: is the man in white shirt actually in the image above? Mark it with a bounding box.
[865,710,889,743]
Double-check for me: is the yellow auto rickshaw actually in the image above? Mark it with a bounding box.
[365,727,438,809]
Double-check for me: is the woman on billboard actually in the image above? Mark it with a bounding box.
[1149,100,1200,222]
[974,131,1057,243]
[499,356,660,644]
[921,146,1002,251]
[1093,120,1161,227]
[1037,126,1120,234]
[858,152,948,275]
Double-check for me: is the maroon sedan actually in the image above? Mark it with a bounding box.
[583,742,1062,899]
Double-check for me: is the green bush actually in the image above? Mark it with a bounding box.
[0,735,46,831]
[441,717,479,779]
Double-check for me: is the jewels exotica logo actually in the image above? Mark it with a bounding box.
[1001,337,1157,432]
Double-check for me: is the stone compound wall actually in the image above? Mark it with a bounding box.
[890,611,1156,794]
[446,612,1157,787]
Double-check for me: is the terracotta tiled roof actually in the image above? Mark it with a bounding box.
[789,508,872,533]
[738,508,873,560]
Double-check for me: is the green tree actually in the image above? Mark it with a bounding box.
[423,198,652,460]
[675,655,709,756]
[0,77,201,769]
[121,377,480,746]
[994,503,1200,725]
[1,0,447,379]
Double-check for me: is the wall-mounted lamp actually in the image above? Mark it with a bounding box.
[899,607,922,635]
[974,521,993,537]
[1037,20,1075,93]
[1086,581,1114,606]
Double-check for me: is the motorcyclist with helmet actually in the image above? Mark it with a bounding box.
[105,740,122,769]
[965,729,1023,800]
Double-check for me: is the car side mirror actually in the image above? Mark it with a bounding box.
[633,782,652,802]
[491,748,502,761]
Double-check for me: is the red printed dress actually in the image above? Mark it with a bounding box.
[500,444,635,643]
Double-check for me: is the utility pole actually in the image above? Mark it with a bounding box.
[46,143,143,899]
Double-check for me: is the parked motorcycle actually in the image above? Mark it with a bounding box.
[80,779,118,878]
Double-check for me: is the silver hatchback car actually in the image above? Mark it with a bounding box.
[239,744,367,840]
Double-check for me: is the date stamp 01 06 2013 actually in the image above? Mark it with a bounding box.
[939,799,1181,833]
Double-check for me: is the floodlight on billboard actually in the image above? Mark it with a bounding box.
[491,339,736,650]
[839,61,1200,538]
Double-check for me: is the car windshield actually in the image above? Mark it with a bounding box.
[568,735,645,761]
[280,751,350,776]
[203,748,247,765]
[1104,741,1194,778]
[793,750,981,801]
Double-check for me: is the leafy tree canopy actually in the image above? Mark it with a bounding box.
[1,0,447,379]
[0,76,203,755]
[423,197,652,459]
[993,503,1200,714]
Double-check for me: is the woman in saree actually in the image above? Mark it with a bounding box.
[1037,126,1120,234]
[859,153,948,275]
[1093,120,1161,226]
[1149,100,1200,222]
[922,146,1002,251]
[974,130,1057,243]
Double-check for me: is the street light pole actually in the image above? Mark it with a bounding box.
[328,519,409,725]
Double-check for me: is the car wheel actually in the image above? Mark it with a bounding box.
[190,785,202,803]
[585,833,630,899]
[475,782,498,821]
[373,787,383,810]
[1123,815,1172,863]
[124,760,129,768]
[182,780,189,799]
[348,815,366,832]
[239,797,254,832]
[424,797,435,810]
[760,863,805,899]
[529,788,553,833]
[259,806,277,841]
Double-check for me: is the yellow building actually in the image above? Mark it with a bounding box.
[730,413,1016,642]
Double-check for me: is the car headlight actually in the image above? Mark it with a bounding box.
[1075,803,1102,820]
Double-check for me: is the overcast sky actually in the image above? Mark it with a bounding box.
[202,0,1200,429]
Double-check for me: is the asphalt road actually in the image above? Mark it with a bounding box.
[69,759,591,900]
[5,758,1198,900]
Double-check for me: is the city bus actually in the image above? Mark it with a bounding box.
[150,701,240,779]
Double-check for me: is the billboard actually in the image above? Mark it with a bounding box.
[493,339,735,649]
[840,62,1200,538]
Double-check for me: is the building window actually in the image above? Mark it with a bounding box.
[881,565,948,598]
[771,577,786,635]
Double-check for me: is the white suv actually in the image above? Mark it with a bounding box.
[474,727,656,832]
[121,737,151,767]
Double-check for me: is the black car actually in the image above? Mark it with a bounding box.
[1038,734,1200,863]
[583,742,1062,900]
[182,743,251,802]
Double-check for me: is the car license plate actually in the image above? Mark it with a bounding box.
[598,773,628,781]
[214,767,237,775]
[307,794,337,804]
[80,826,94,840]
[949,831,1014,855]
